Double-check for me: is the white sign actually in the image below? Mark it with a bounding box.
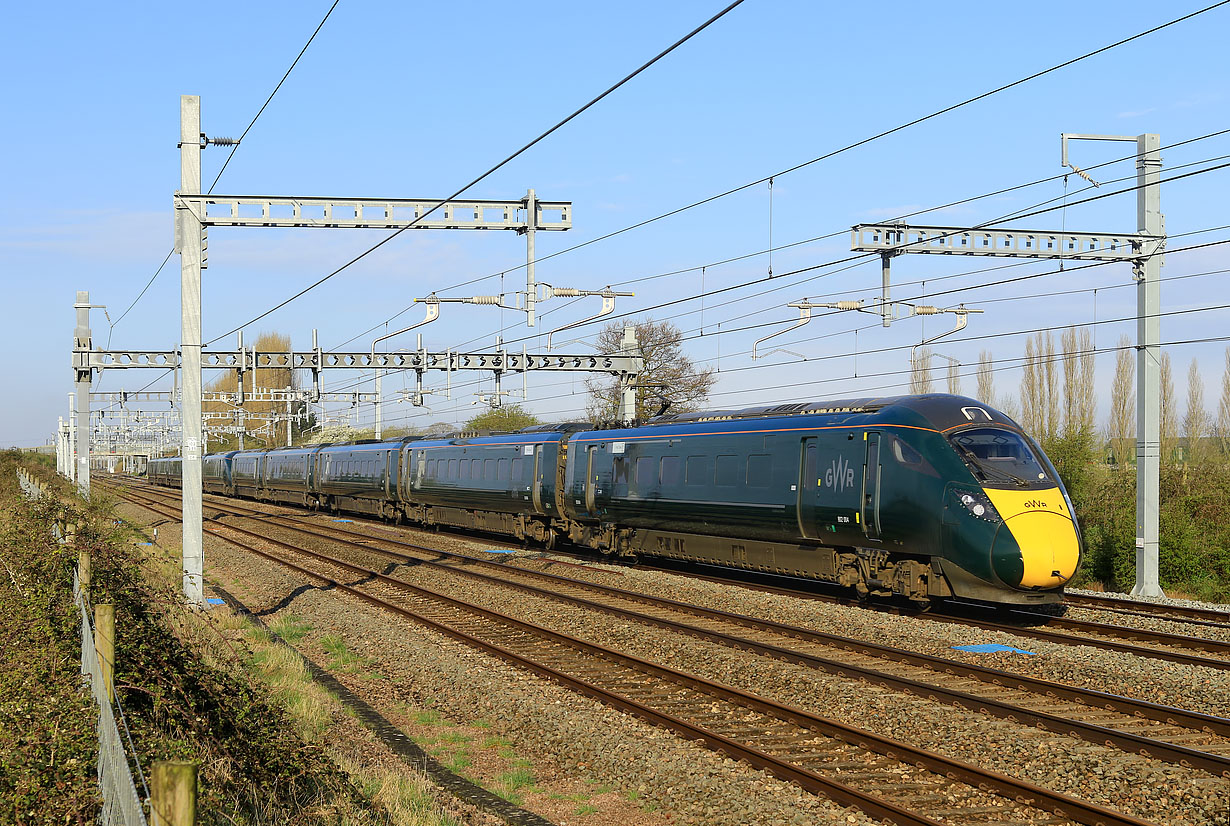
[1135,536,1145,549]
[611,441,625,454]
[523,445,534,455]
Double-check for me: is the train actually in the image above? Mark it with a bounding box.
[147,394,1082,607]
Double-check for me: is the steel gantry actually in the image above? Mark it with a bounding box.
[849,133,1166,597]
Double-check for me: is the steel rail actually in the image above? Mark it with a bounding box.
[1061,592,1230,626]
[112,486,1192,820]
[195,516,1154,826]
[111,481,1230,741]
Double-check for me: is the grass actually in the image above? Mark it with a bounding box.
[319,634,371,672]
[492,767,538,806]
[575,804,599,816]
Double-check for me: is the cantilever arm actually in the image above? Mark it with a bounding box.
[545,289,633,351]
[370,296,441,366]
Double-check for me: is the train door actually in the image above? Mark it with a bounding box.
[797,439,819,538]
[863,432,882,539]
[531,445,544,512]
[584,446,598,513]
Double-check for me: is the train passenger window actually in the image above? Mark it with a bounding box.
[685,456,707,485]
[613,457,628,484]
[448,458,457,479]
[746,454,771,488]
[460,460,470,480]
[715,454,739,486]
[636,456,657,487]
[484,458,495,481]
[660,456,682,487]
[512,457,525,482]
[497,457,509,480]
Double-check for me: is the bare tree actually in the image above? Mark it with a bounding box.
[976,350,995,405]
[1020,332,1057,440]
[1161,351,1177,464]
[944,360,959,395]
[1220,347,1230,458]
[1020,336,1040,436]
[585,318,715,422]
[1108,336,1135,463]
[909,347,934,394]
[1041,331,1060,443]
[203,331,302,449]
[1184,358,1210,464]
[1061,326,1096,437]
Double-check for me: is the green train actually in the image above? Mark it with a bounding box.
[149,393,1081,607]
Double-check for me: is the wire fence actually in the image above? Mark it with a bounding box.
[17,468,150,826]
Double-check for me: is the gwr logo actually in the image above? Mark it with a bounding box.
[1024,500,1047,509]
[825,457,856,492]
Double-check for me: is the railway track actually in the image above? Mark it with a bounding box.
[1061,591,1230,628]
[109,479,1230,670]
[113,483,1159,826]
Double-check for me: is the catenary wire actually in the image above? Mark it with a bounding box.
[103,2,342,350]
[240,2,1228,351]
[206,0,749,346]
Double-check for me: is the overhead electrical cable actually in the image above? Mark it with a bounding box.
[103,0,342,354]
[208,0,749,346]
[258,1,1226,351]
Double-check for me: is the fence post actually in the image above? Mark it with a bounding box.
[94,604,115,703]
[151,761,197,826]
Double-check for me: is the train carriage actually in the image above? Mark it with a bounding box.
[154,394,1081,607]
[260,445,326,508]
[315,439,409,519]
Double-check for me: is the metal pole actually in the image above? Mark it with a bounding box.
[68,393,76,483]
[1132,133,1164,598]
[74,292,92,495]
[880,253,892,327]
[618,324,639,424]
[374,370,382,439]
[178,95,204,605]
[285,389,292,447]
[525,188,537,328]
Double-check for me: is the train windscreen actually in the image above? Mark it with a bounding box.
[948,427,1051,488]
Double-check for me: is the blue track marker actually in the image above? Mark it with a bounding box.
[951,643,1037,655]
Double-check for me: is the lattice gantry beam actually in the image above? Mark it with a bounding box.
[175,195,571,231]
[78,349,640,375]
[851,223,1160,261]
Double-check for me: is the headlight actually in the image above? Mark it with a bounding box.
[954,489,1002,523]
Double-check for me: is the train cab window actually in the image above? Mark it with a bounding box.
[685,455,707,486]
[949,427,1049,487]
[746,454,771,488]
[660,456,682,486]
[636,456,657,487]
[715,454,739,487]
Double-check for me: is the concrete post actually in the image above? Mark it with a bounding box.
[94,603,115,703]
[1132,133,1165,598]
[151,761,198,826]
[524,188,537,327]
[178,95,204,605]
[73,294,92,495]
[617,324,640,424]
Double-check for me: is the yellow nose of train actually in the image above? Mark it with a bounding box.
[983,488,1081,589]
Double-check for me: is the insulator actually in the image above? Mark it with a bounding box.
[207,136,239,146]
[834,301,864,311]
[550,288,583,297]
[914,305,940,315]
[468,295,501,305]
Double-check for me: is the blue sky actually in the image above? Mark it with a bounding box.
[2,1,1228,446]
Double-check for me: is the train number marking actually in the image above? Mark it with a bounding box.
[825,457,856,492]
